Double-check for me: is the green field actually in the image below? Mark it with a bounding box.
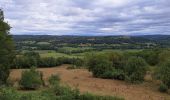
[26,49,142,59]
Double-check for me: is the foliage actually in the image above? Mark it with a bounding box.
[19,67,44,89]
[48,74,60,85]
[158,50,170,64]
[101,68,125,80]
[0,85,123,100]
[124,57,148,83]
[86,54,112,77]
[108,52,125,69]
[79,93,124,100]
[0,87,20,100]
[158,83,168,93]
[137,49,161,66]
[39,57,57,67]
[86,53,126,80]
[156,60,170,87]
[0,9,15,85]
[12,53,84,68]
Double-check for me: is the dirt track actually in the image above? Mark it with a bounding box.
[9,65,170,100]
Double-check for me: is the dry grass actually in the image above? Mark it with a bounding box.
[9,65,170,100]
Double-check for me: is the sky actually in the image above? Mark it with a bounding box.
[0,0,170,35]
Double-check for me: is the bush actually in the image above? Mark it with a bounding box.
[19,67,44,90]
[158,50,170,64]
[51,84,80,100]
[48,74,60,85]
[158,83,168,93]
[136,49,160,66]
[39,57,57,67]
[156,60,170,87]
[101,68,125,80]
[72,58,84,67]
[108,52,125,69]
[0,88,19,100]
[124,57,148,83]
[92,60,112,78]
[86,53,126,80]
[79,93,124,100]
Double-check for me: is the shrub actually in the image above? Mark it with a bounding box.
[19,67,44,90]
[158,50,170,63]
[158,83,168,93]
[48,74,60,85]
[101,68,125,80]
[136,49,160,66]
[0,88,19,100]
[51,84,80,100]
[156,60,170,87]
[124,57,148,83]
[39,57,57,67]
[108,52,125,69]
[57,57,73,65]
[86,53,126,80]
[72,58,84,67]
[89,58,112,77]
[79,93,124,100]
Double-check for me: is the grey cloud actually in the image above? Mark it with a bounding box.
[0,0,170,35]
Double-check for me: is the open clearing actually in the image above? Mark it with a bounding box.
[9,65,170,100]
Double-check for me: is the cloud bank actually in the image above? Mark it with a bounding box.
[0,0,170,35]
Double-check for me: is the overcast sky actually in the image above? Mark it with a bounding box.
[0,0,170,35]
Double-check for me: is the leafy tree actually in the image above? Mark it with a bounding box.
[0,9,14,85]
[125,57,148,83]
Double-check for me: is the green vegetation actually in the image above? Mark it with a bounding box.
[87,54,113,78]
[12,52,84,68]
[48,74,60,85]
[156,60,170,88]
[57,47,94,54]
[86,53,148,83]
[124,57,148,83]
[0,85,123,100]
[158,83,168,93]
[19,67,44,90]
[0,9,14,85]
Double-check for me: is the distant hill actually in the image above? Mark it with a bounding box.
[12,35,170,50]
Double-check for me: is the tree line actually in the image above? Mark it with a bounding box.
[12,52,84,69]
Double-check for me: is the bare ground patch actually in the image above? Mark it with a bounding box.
[9,65,170,100]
